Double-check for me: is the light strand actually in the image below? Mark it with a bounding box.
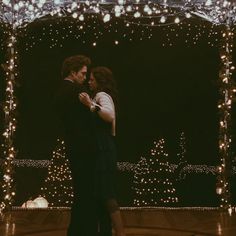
[0,31,18,212]
[11,205,221,211]
[216,25,235,210]
[2,158,236,175]
[0,1,236,29]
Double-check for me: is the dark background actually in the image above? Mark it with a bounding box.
[16,17,222,163]
[1,16,236,206]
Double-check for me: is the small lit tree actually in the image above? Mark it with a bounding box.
[41,139,73,206]
[133,156,150,206]
[133,139,178,206]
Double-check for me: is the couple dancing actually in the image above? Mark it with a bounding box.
[53,55,126,236]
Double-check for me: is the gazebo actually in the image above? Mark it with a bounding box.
[0,0,236,213]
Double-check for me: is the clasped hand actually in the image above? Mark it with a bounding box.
[79,92,92,108]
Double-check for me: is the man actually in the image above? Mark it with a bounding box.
[53,55,98,236]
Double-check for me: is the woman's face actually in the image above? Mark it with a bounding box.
[88,73,98,91]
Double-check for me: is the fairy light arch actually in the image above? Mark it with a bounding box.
[0,0,236,212]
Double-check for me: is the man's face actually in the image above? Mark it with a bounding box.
[72,66,87,85]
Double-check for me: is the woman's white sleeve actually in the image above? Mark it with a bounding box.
[95,92,115,123]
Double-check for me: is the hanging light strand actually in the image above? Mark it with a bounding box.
[0,1,236,28]
[0,29,18,212]
[216,24,235,211]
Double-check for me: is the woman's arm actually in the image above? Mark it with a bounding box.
[79,92,115,123]
[94,92,115,123]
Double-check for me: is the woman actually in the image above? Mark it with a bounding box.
[79,67,125,236]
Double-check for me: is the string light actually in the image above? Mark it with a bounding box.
[0,31,18,212]
[1,158,236,175]
[9,11,223,51]
[11,205,221,211]
[0,1,235,29]
[216,25,235,211]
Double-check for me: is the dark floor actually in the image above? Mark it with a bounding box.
[0,207,236,236]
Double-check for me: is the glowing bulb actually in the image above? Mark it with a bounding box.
[28,5,34,11]
[114,5,121,14]
[205,0,212,6]
[126,6,132,12]
[18,1,24,8]
[115,11,121,17]
[94,7,100,13]
[13,4,19,11]
[228,207,233,215]
[223,1,228,7]
[216,187,223,195]
[185,13,191,18]
[160,16,166,23]
[3,0,10,5]
[144,5,150,13]
[175,17,180,24]
[103,14,111,23]
[3,175,10,181]
[118,0,125,4]
[79,15,84,21]
[71,2,77,9]
[72,12,78,18]
[134,12,141,18]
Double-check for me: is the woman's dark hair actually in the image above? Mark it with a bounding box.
[91,66,118,109]
[61,55,91,79]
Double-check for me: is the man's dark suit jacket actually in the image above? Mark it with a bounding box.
[53,80,112,236]
[53,79,97,194]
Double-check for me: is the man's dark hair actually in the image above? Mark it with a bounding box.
[61,55,91,79]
